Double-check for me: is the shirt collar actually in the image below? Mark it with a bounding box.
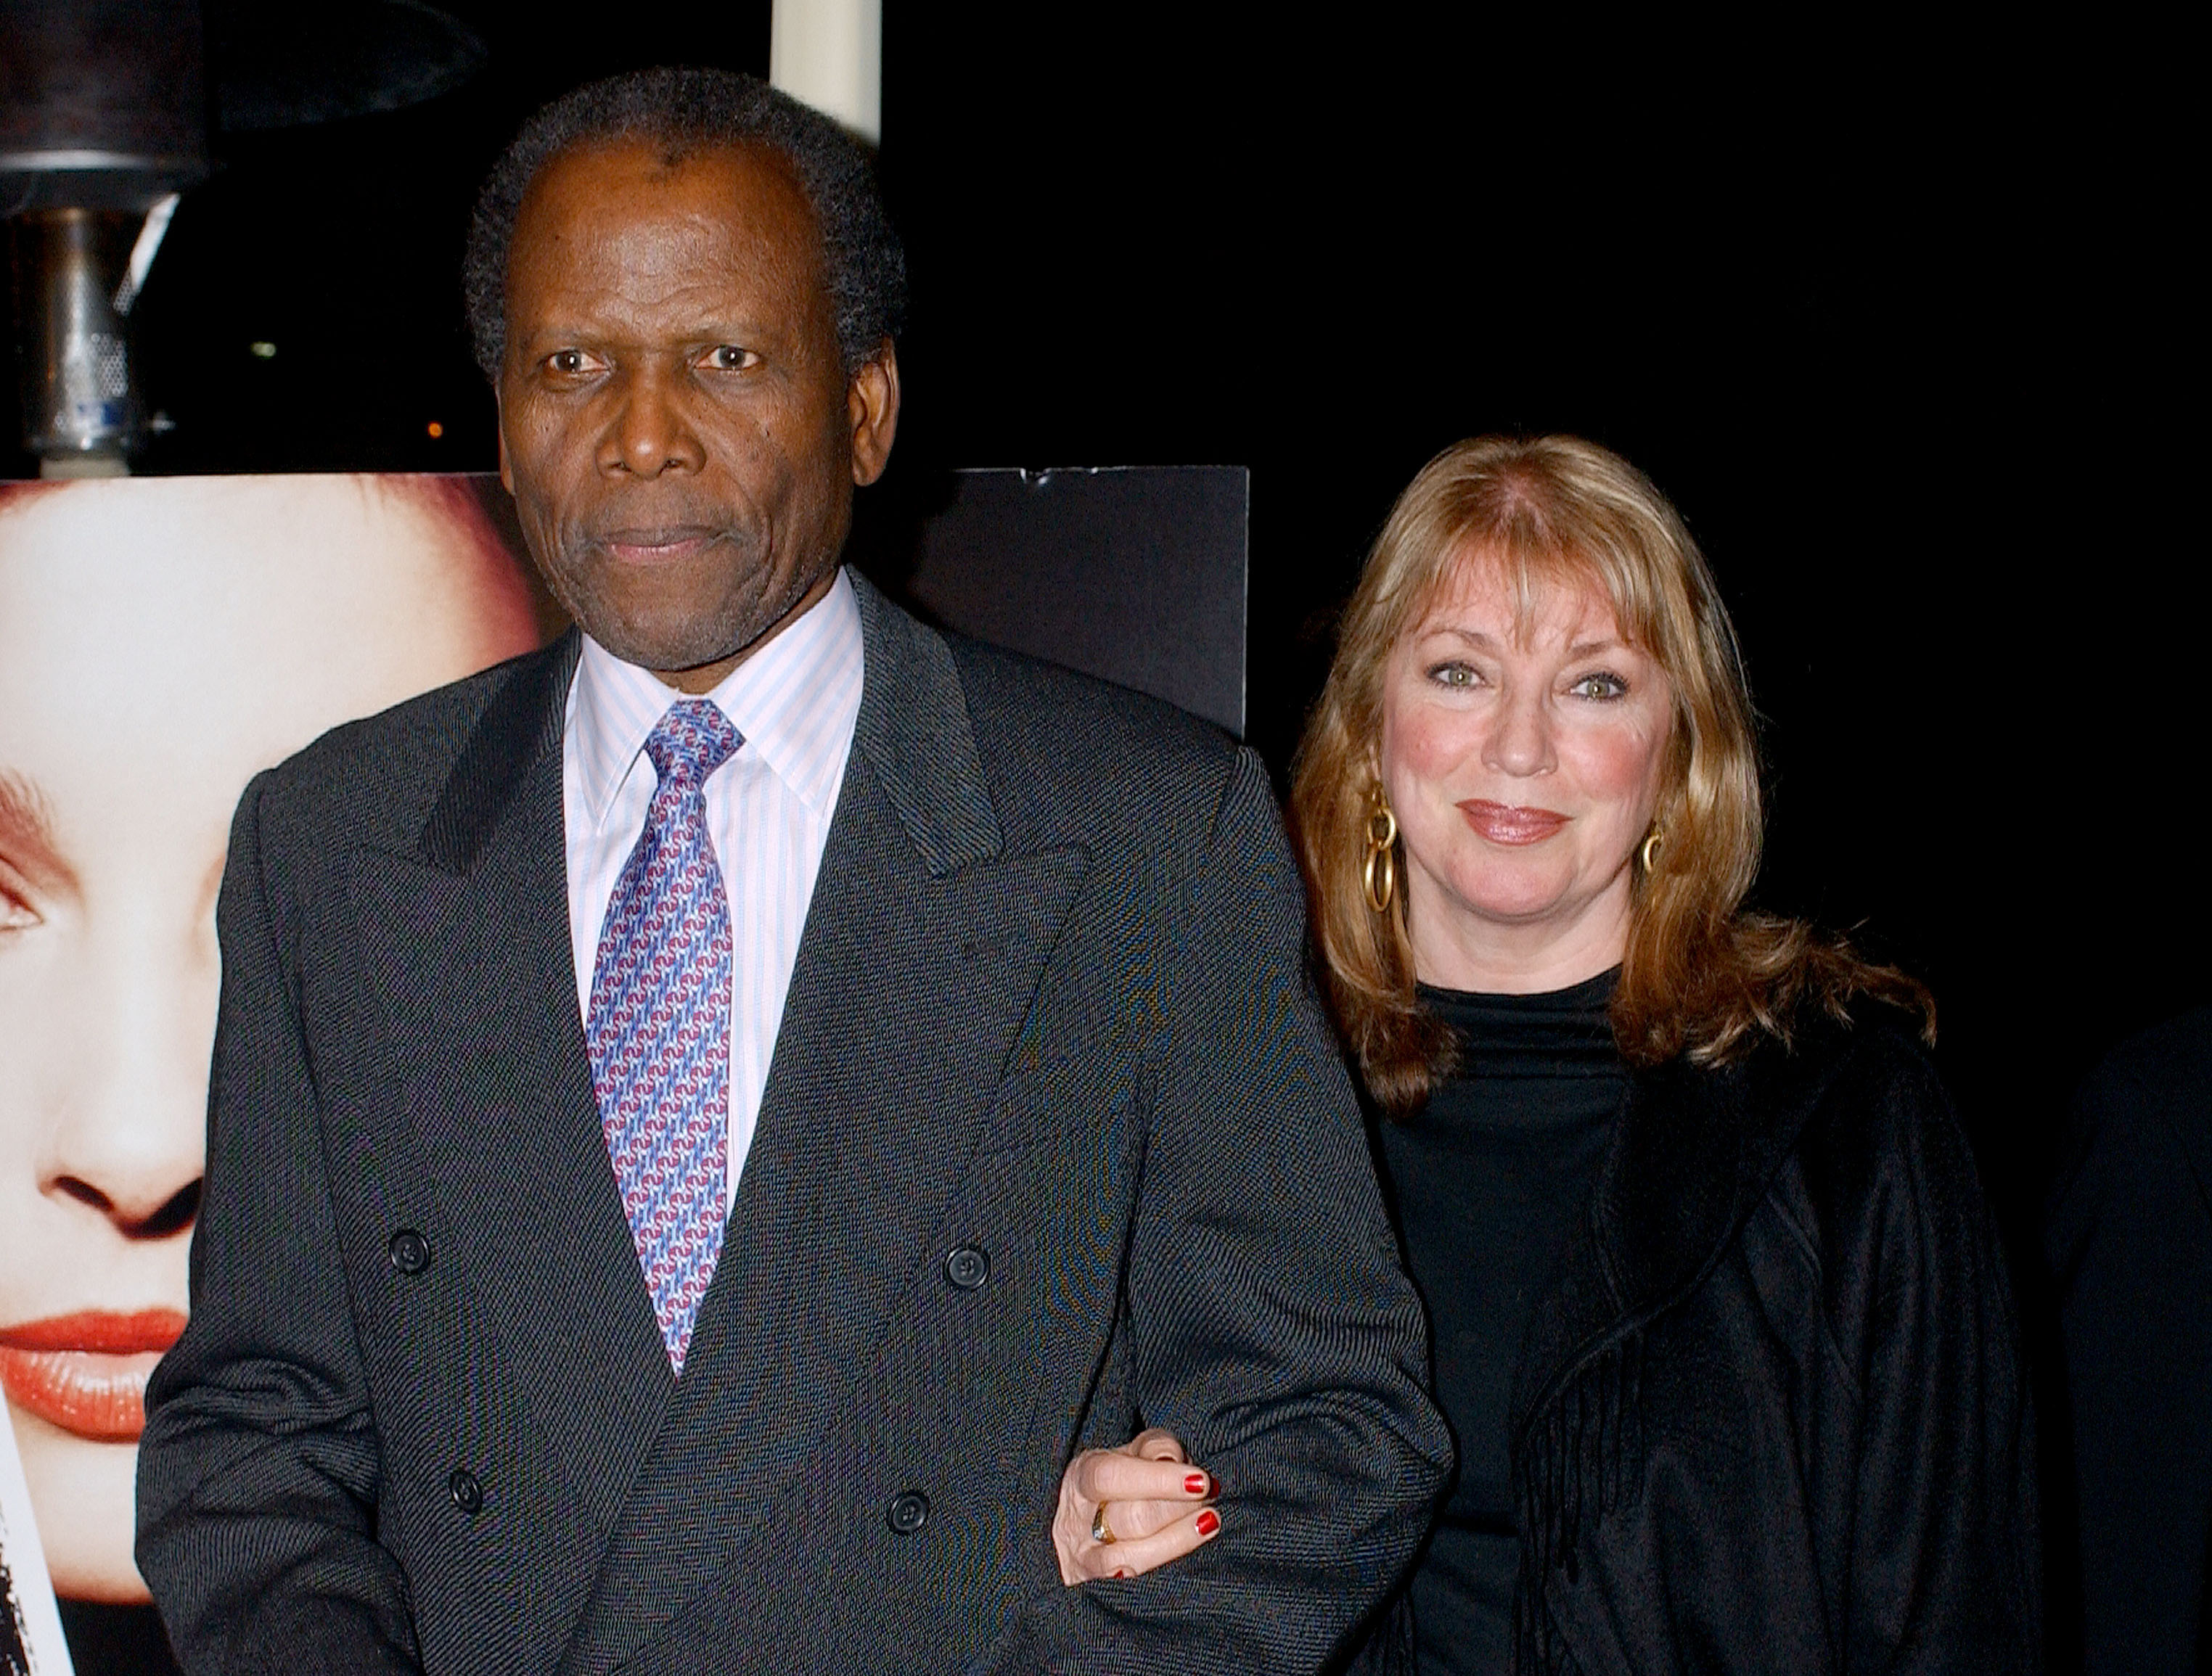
[568,567,864,834]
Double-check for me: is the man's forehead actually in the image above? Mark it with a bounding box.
[523,136,811,231]
[507,138,824,301]
[499,134,837,358]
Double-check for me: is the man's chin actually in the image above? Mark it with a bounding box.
[598,627,729,673]
[565,567,833,681]
[575,596,787,682]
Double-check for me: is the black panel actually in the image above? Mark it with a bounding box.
[863,465,1246,736]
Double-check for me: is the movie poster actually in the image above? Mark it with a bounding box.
[0,473,552,1673]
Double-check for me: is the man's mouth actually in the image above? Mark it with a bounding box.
[597,525,724,563]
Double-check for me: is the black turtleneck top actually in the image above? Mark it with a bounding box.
[1379,971,1629,1676]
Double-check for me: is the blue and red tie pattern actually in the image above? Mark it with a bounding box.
[586,700,741,1374]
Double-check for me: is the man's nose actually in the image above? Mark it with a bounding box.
[1481,684,1557,778]
[603,364,708,479]
[43,928,208,1239]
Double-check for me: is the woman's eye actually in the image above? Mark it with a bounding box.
[1427,662,1479,689]
[700,345,758,371]
[1569,671,1629,700]
[0,874,39,934]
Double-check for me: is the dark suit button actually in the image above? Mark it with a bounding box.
[388,1229,430,1275]
[448,1469,483,1516]
[885,1490,930,1535]
[943,1246,989,1291]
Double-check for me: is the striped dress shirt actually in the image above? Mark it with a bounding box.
[562,567,864,1209]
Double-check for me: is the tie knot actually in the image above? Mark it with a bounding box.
[644,700,742,786]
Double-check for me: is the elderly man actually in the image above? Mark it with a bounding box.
[137,67,1447,1674]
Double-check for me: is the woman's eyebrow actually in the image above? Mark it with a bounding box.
[1423,626,1501,649]
[1424,628,1626,660]
[0,768,75,890]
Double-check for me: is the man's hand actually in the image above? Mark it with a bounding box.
[1054,1428,1222,1585]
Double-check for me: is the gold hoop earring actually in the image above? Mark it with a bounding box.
[1638,827,1666,875]
[1362,786,1398,914]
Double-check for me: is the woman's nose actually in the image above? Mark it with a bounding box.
[1481,684,1556,778]
[48,1132,201,1238]
[44,931,208,1239]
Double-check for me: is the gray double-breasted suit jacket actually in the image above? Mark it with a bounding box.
[137,574,1450,1675]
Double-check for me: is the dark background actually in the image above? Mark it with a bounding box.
[7,7,2197,1661]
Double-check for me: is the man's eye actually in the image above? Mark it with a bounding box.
[700,345,758,371]
[544,350,593,376]
[1569,672,1629,700]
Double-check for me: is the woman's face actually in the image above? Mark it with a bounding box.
[0,476,537,1601]
[1378,549,1674,993]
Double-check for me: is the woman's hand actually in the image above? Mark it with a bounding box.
[1054,1427,1222,1585]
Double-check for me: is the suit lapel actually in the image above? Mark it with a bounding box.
[348,634,673,1545]
[562,580,1089,1675]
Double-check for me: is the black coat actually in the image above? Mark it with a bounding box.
[2046,1006,2212,1676]
[136,577,1451,1675]
[1371,1012,2040,1674]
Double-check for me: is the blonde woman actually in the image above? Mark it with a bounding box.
[1056,437,2037,1673]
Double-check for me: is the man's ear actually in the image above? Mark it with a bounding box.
[848,338,901,487]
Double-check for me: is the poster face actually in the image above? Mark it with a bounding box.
[0,474,546,1671]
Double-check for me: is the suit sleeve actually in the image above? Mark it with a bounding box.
[136,774,422,1675]
[981,748,1452,1675]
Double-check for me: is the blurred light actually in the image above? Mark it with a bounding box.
[249,341,276,358]
[426,420,444,438]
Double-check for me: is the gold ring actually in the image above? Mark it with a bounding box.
[1091,1505,1116,1545]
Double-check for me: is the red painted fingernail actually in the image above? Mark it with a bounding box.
[1195,1509,1220,1537]
[1207,1472,1221,1498]
[1114,1568,1132,1580]
[1185,1473,1208,1496]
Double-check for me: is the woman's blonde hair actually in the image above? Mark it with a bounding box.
[1289,435,1931,1112]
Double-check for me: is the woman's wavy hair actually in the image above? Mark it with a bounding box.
[1289,435,1932,1113]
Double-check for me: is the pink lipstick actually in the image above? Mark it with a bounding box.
[1457,800,1570,845]
[0,1309,187,1442]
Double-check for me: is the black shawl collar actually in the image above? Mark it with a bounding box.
[1508,1016,1864,1440]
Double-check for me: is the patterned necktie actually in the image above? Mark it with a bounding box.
[586,700,742,1374]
